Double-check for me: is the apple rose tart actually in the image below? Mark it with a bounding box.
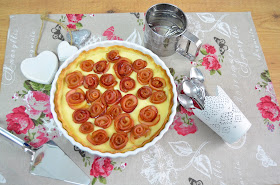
[54,45,173,153]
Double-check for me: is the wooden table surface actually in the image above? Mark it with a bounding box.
[0,0,279,102]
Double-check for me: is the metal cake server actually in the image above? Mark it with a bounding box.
[0,127,90,185]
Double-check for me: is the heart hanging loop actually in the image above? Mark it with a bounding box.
[34,13,75,56]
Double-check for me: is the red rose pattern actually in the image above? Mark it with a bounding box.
[29,130,49,148]
[195,43,222,74]
[66,14,84,23]
[6,106,34,134]
[67,24,77,29]
[23,91,52,119]
[202,44,216,54]
[90,157,114,178]
[171,116,197,136]
[257,95,280,122]
[180,106,194,116]
[202,54,221,71]
[173,83,197,136]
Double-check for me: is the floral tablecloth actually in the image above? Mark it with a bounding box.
[0,12,280,185]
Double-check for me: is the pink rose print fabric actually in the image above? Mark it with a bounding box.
[28,126,51,148]
[169,69,198,136]
[67,24,77,29]
[6,106,34,134]
[180,106,194,116]
[23,91,52,119]
[202,44,216,54]
[90,157,114,178]
[202,54,221,71]
[66,14,84,23]
[194,42,223,75]
[257,96,280,122]
[66,14,85,30]
[172,115,197,136]
[5,80,60,148]
[88,156,127,185]
[255,70,280,132]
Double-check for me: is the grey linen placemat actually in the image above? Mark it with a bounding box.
[0,13,280,185]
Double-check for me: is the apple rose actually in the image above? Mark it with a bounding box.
[119,77,136,92]
[83,74,99,89]
[93,60,110,74]
[87,130,109,145]
[114,113,134,133]
[109,132,128,150]
[100,74,117,89]
[139,105,160,126]
[94,115,112,129]
[132,59,147,72]
[137,68,153,85]
[106,50,121,63]
[131,124,151,142]
[106,105,122,119]
[120,94,138,113]
[72,109,90,123]
[89,102,106,118]
[149,77,166,91]
[86,89,101,103]
[101,89,122,105]
[79,122,94,134]
[114,58,133,79]
[80,60,94,72]
[150,90,167,104]
[137,86,152,100]
[65,71,84,89]
[66,88,87,110]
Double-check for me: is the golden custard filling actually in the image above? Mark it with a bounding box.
[54,45,173,153]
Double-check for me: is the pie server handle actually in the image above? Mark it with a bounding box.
[0,127,33,153]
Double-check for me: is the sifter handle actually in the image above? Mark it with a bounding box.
[176,31,202,61]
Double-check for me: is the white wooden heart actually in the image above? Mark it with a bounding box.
[57,41,78,62]
[20,51,58,84]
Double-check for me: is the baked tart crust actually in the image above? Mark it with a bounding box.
[54,45,173,153]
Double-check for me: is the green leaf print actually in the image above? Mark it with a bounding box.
[59,15,66,23]
[260,70,271,82]
[138,19,144,25]
[169,68,175,77]
[75,22,83,29]
[32,112,45,126]
[29,80,45,91]
[23,80,33,91]
[210,70,216,75]
[217,69,222,75]
[23,80,52,95]
[92,177,97,185]
[32,119,43,126]
[200,48,208,55]
[99,176,107,184]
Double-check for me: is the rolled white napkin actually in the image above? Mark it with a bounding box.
[193,86,251,144]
